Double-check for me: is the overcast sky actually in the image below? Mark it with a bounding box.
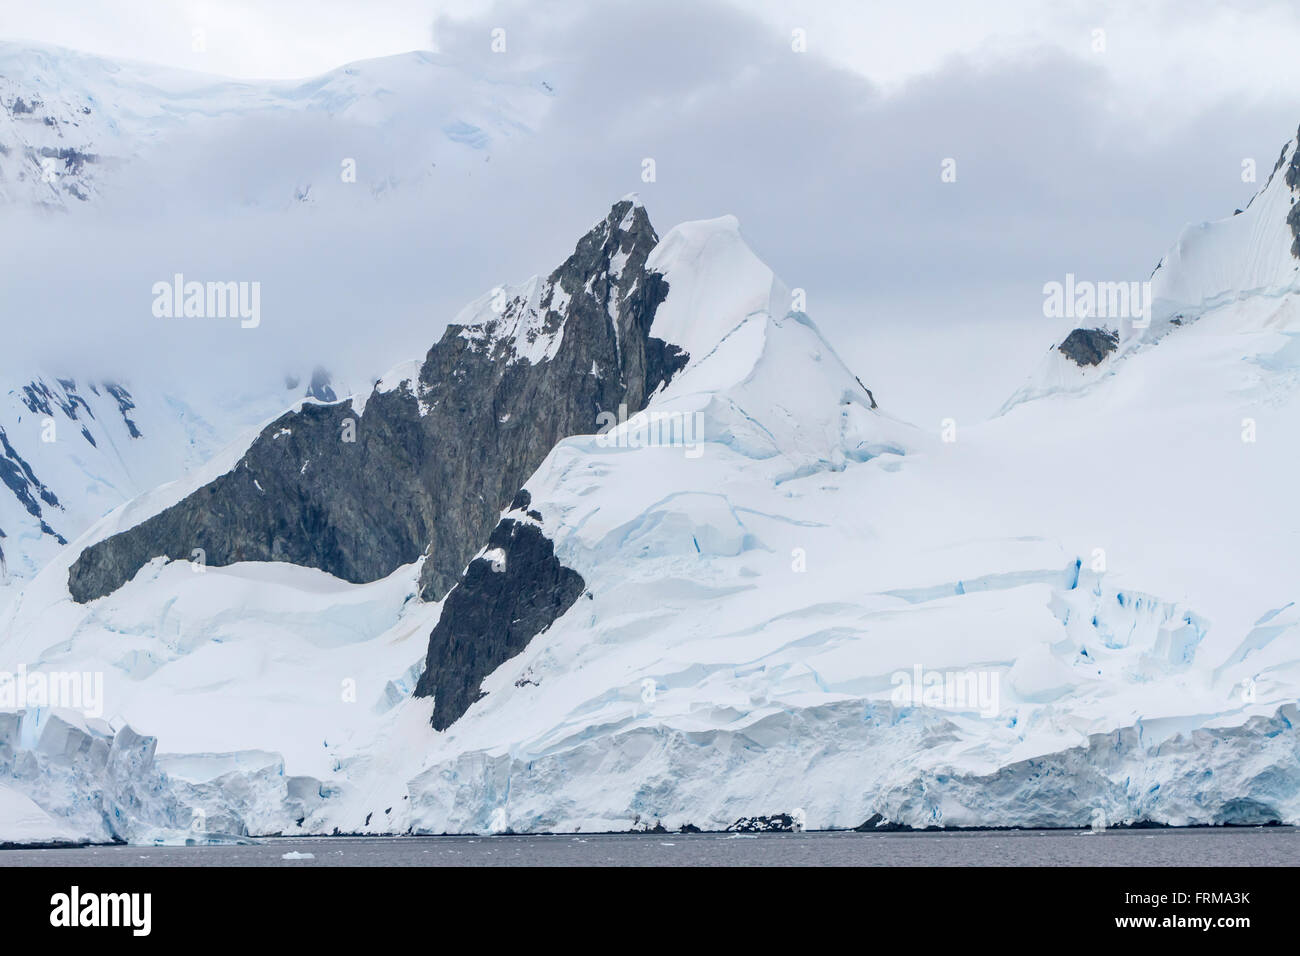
[4,0,1300,423]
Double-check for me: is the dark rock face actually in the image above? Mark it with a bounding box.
[103,383,143,439]
[1057,327,1119,367]
[0,427,64,544]
[855,376,877,409]
[414,490,585,730]
[854,813,916,832]
[1285,128,1300,257]
[68,200,685,604]
[19,378,141,440]
[726,814,799,833]
[305,367,337,403]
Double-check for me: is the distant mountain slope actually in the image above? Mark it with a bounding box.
[1005,123,1300,413]
[0,42,552,211]
[0,41,526,597]
[0,375,224,589]
[0,369,357,602]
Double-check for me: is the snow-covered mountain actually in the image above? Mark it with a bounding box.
[0,37,555,602]
[1006,124,1300,413]
[0,42,552,211]
[3,119,1300,841]
[395,194,1300,834]
[0,367,361,608]
[63,198,684,611]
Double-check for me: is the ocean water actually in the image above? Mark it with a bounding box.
[4,827,1296,866]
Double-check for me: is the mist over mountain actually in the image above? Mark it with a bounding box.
[0,5,1298,862]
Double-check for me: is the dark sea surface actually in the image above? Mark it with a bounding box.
[3,827,1297,866]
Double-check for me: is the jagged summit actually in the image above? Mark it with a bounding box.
[34,196,898,753]
[64,200,688,605]
[304,367,338,404]
[408,209,899,731]
[451,198,664,378]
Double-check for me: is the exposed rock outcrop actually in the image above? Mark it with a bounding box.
[1057,327,1119,367]
[1284,126,1300,256]
[304,367,337,404]
[67,199,687,604]
[414,490,585,730]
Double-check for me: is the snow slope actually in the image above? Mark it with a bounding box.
[1006,127,1300,414]
[2,161,1300,839]
[0,42,553,212]
[385,193,1300,833]
[0,39,556,609]
[0,370,349,608]
[1147,130,1300,325]
[0,780,81,845]
[384,276,1300,833]
[0,376,222,594]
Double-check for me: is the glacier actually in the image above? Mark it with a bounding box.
[2,129,1300,841]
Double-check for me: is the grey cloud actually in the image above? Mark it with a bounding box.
[1,0,1296,425]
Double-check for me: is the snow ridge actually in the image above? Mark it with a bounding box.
[3,162,1300,839]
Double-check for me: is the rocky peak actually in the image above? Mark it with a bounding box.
[66,200,689,605]
[1283,126,1300,257]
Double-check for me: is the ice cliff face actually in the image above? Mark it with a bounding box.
[1,709,328,845]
